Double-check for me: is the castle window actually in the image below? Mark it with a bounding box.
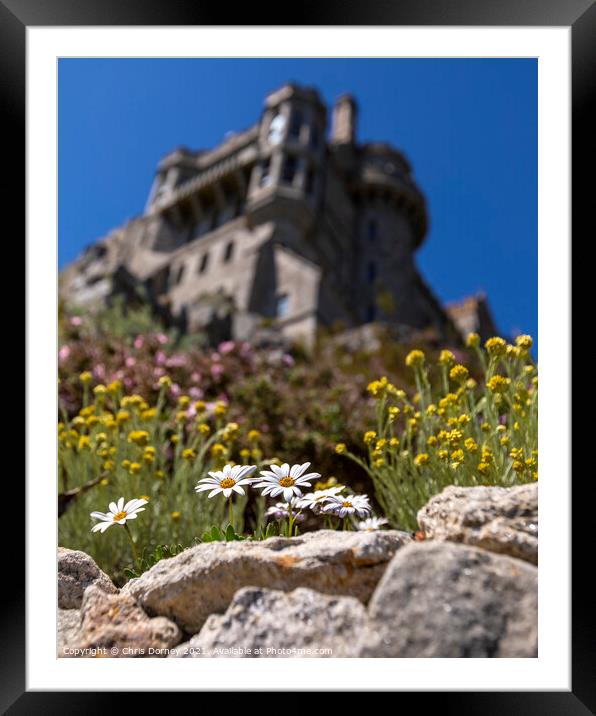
[223,241,235,263]
[198,253,209,274]
[175,264,185,285]
[289,110,303,139]
[310,125,319,149]
[267,113,286,145]
[305,168,315,195]
[368,262,377,283]
[282,156,297,185]
[276,293,290,318]
[368,219,378,242]
[233,196,244,218]
[260,158,272,187]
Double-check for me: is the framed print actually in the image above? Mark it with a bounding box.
[8,0,589,707]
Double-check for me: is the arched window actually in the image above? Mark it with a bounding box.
[198,253,209,274]
[259,158,272,187]
[267,113,286,145]
[175,265,185,285]
[289,110,303,139]
[282,155,297,184]
[223,241,235,263]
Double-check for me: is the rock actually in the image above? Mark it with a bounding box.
[417,483,538,564]
[357,541,537,657]
[58,547,117,608]
[125,529,411,634]
[57,609,81,652]
[62,585,182,657]
[170,586,367,658]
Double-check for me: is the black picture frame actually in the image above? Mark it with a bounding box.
[10,0,589,708]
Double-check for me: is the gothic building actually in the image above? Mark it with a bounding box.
[60,83,496,346]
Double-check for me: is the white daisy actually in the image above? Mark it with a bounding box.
[90,497,148,533]
[297,486,345,512]
[322,493,372,518]
[253,462,320,503]
[195,463,256,498]
[266,497,305,522]
[357,516,388,531]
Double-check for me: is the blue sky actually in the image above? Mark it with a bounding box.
[58,58,537,343]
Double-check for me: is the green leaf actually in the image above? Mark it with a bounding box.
[225,524,236,541]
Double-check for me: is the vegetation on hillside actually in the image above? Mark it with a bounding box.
[58,301,537,582]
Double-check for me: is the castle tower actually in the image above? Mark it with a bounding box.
[246,84,326,230]
[60,82,470,348]
[331,93,358,145]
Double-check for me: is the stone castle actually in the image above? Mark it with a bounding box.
[60,83,496,346]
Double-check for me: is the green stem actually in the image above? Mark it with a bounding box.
[124,522,141,571]
[287,503,294,537]
[229,496,234,529]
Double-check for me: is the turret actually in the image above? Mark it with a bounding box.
[246,84,326,230]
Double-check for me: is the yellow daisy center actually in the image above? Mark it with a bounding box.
[342,501,353,508]
[279,476,295,487]
[113,511,127,521]
[220,478,236,489]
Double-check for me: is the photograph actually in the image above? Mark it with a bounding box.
[56,57,540,660]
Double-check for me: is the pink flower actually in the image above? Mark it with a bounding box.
[189,386,203,399]
[218,341,235,355]
[133,336,144,349]
[69,316,83,327]
[93,365,105,380]
[156,351,167,365]
[170,383,181,396]
[191,372,202,382]
[282,353,295,367]
[211,363,225,378]
[166,354,187,367]
[125,357,136,368]
[58,345,71,362]
[156,333,169,345]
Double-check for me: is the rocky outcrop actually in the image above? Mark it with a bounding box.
[58,547,117,608]
[357,541,538,657]
[171,586,366,658]
[417,483,538,564]
[58,483,539,658]
[167,541,537,659]
[124,529,411,634]
[61,585,182,657]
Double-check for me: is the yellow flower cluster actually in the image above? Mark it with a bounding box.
[338,335,537,531]
[59,374,274,533]
[405,350,425,368]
